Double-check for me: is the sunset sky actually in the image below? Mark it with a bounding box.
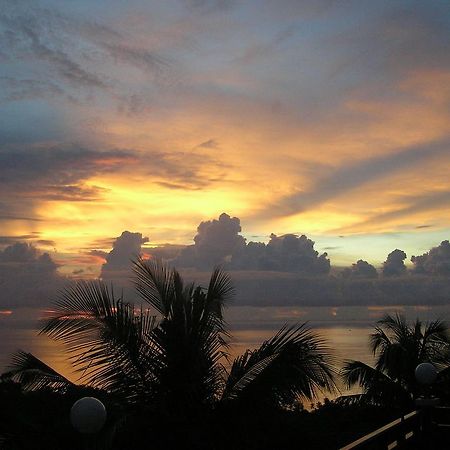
[1,0,450,276]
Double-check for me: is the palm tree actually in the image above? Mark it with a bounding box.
[3,258,337,445]
[340,314,450,409]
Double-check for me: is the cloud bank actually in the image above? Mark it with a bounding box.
[1,213,450,309]
[0,243,64,308]
[175,213,330,274]
[411,240,450,275]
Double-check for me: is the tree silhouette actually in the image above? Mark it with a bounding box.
[3,258,337,446]
[340,314,450,409]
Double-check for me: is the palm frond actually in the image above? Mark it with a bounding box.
[342,360,389,390]
[370,326,392,356]
[222,323,337,407]
[3,351,74,392]
[221,350,278,401]
[205,266,234,319]
[341,359,411,408]
[132,257,175,316]
[423,319,449,343]
[377,314,409,343]
[40,280,158,399]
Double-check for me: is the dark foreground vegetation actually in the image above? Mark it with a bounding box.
[1,260,450,449]
[0,379,400,449]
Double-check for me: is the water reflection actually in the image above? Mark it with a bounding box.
[1,304,449,400]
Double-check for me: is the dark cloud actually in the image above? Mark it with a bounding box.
[0,242,44,264]
[154,181,203,191]
[88,237,117,249]
[24,27,106,89]
[0,234,38,245]
[100,231,149,281]
[175,213,330,274]
[0,142,229,226]
[0,145,136,222]
[232,234,330,274]
[0,8,107,91]
[89,249,108,260]
[337,190,450,233]
[197,139,219,150]
[146,151,231,190]
[102,43,170,75]
[0,235,55,249]
[258,139,450,218]
[341,260,378,279]
[36,239,56,247]
[0,242,64,308]
[0,145,136,188]
[0,0,177,109]
[382,249,407,277]
[202,270,450,308]
[411,240,450,275]
[145,244,185,262]
[0,214,42,222]
[177,213,246,269]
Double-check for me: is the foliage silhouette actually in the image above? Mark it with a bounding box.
[2,258,337,448]
[340,313,450,409]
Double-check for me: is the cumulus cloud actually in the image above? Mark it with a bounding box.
[177,213,246,269]
[232,233,330,274]
[411,240,450,275]
[146,244,186,261]
[341,259,378,279]
[0,242,64,308]
[175,213,330,274]
[100,231,149,281]
[382,249,407,277]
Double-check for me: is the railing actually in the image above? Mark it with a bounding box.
[339,410,421,450]
[340,406,450,450]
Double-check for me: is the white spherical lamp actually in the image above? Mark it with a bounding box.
[70,397,107,434]
[415,363,438,385]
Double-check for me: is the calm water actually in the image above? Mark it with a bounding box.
[1,304,449,400]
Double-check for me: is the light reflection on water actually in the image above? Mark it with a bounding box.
[1,304,449,401]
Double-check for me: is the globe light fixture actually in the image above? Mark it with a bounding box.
[70,397,107,434]
[415,362,438,385]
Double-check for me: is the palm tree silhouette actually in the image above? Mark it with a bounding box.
[6,258,337,419]
[341,314,450,409]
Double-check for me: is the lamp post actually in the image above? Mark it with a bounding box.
[415,363,439,449]
[415,363,437,386]
[70,397,107,449]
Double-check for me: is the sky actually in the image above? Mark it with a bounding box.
[1,0,450,283]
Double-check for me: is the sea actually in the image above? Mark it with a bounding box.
[1,304,449,402]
